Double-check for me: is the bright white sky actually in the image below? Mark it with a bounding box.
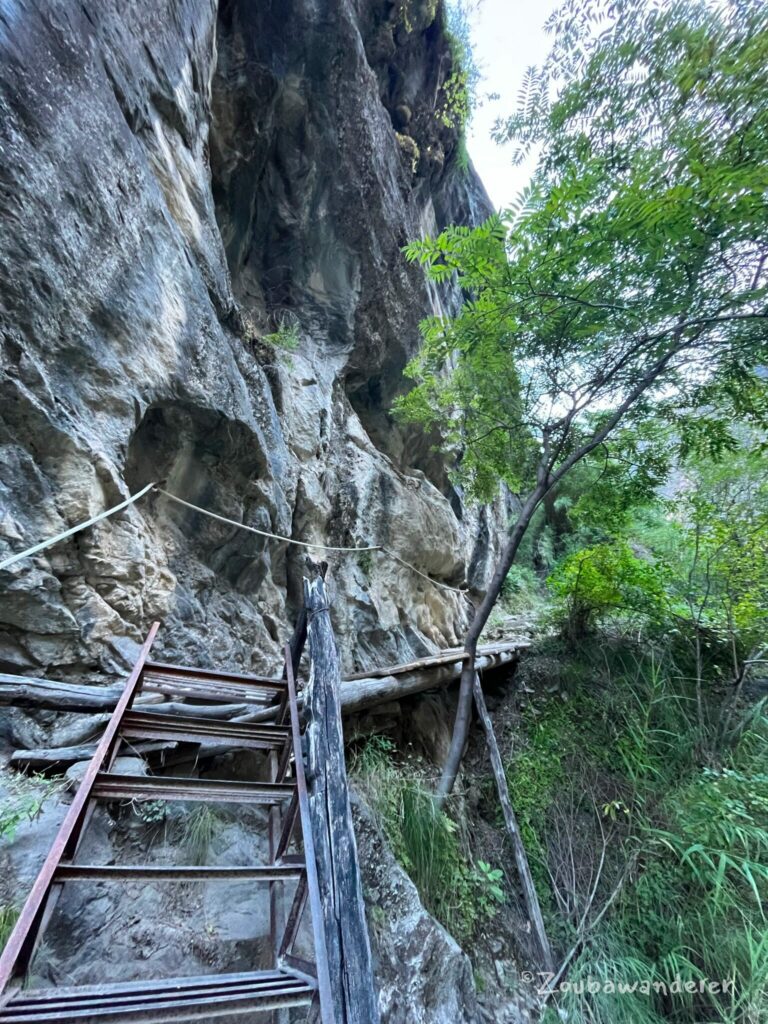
[466,0,561,211]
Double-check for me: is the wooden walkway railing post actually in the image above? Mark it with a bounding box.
[303,573,380,1024]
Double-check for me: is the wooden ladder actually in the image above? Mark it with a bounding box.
[0,623,333,1022]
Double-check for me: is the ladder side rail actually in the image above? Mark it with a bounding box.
[0,622,160,993]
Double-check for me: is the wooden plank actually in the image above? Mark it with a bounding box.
[1,643,527,720]
[303,573,380,1024]
[0,675,169,713]
[9,741,174,772]
[345,650,469,680]
[0,675,128,712]
[472,672,553,971]
[338,648,521,714]
[344,639,529,681]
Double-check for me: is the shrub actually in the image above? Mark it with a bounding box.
[500,563,545,614]
[548,542,669,641]
[180,805,221,866]
[263,311,300,352]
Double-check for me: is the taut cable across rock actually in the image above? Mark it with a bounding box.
[0,483,469,595]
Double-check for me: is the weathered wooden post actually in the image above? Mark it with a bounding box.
[303,572,380,1024]
[472,672,553,972]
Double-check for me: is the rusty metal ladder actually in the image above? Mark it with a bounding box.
[0,622,333,1022]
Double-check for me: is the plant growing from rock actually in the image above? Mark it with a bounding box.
[0,772,66,842]
[263,310,301,352]
[350,735,504,941]
[0,907,18,949]
[180,804,221,866]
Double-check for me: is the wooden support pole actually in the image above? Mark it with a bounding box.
[0,675,133,712]
[472,671,553,972]
[1,647,524,721]
[303,572,380,1024]
[338,647,521,714]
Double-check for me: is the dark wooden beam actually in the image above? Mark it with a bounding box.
[303,572,380,1024]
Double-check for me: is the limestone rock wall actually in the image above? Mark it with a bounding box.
[0,0,508,680]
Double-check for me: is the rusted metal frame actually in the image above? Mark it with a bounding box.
[120,723,287,752]
[144,661,286,689]
[270,603,301,1014]
[11,969,302,1000]
[275,735,293,782]
[30,638,153,971]
[10,975,312,1006]
[0,623,161,994]
[122,709,290,740]
[0,994,315,1023]
[283,606,308,684]
[275,686,289,726]
[280,954,317,979]
[274,790,300,860]
[278,853,305,866]
[268,748,282,972]
[54,865,304,881]
[277,873,308,959]
[283,645,335,1024]
[90,773,295,804]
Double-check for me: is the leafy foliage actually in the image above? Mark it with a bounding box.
[400,0,768,803]
[512,641,768,1024]
[441,1,483,133]
[549,541,669,640]
[263,310,301,352]
[398,0,768,506]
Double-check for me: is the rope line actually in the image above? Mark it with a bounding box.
[157,489,380,553]
[0,481,157,572]
[158,489,467,595]
[0,481,468,595]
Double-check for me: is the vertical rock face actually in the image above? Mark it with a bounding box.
[0,0,508,681]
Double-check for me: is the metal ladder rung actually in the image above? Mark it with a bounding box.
[91,773,296,805]
[0,969,315,1021]
[120,710,289,749]
[54,864,306,882]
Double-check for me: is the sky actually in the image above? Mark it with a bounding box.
[465,0,561,211]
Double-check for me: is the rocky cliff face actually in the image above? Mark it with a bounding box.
[0,0,507,682]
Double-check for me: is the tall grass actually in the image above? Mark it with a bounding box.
[528,643,768,1024]
[180,805,220,866]
[0,907,18,948]
[351,737,487,941]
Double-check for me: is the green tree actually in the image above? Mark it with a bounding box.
[397,0,768,798]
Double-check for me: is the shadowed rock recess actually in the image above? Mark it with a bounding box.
[0,2,507,1019]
